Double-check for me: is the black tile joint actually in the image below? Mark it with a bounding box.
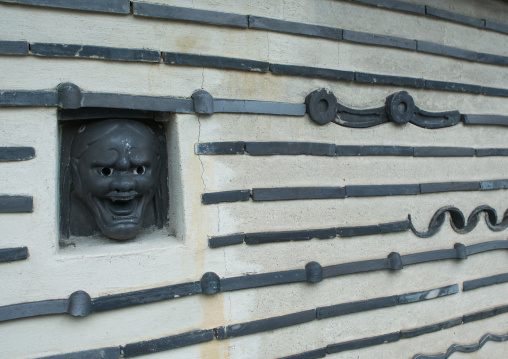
[201,272,220,294]
[388,252,403,270]
[305,262,323,283]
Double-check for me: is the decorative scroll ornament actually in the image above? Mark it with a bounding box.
[306,89,461,129]
[413,332,508,359]
[409,205,508,238]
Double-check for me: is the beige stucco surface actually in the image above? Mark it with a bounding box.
[1,0,508,358]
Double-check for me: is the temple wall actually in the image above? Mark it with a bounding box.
[1,0,508,358]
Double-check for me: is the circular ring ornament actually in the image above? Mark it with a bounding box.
[386,91,415,124]
[305,89,338,125]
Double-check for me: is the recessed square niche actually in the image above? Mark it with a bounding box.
[58,108,172,249]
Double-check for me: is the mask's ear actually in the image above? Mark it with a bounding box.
[70,158,83,195]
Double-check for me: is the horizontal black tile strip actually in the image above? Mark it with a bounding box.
[122,329,214,358]
[0,290,91,322]
[1,240,506,323]
[355,72,425,88]
[420,181,479,194]
[414,146,474,157]
[424,80,482,94]
[327,332,401,354]
[249,16,342,40]
[220,269,306,292]
[212,220,408,247]
[337,145,413,156]
[476,148,508,157]
[0,0,130,13]
[463,304,508,324]
[467,240,508,255]
[270,63,355,81]
[37,347,121,359]
[398,284,459,304]
[252,187,346,201]
[91,281,202,313]
[197,142,508,157]
[401,248,459,265]
[481,87,508,97]
[0,195,33,213]
[81,93,194,113]
[209,233,245,248]
[346,184,420,197]
[323,258,391,277]
[213,99,306,116]
[0,91,58,107]
[283,306,508,358]
[215,310,316,339]
[0,40,28,55]
[463,272,508,291]
[202,190,250,204]
[481,179,508,190]
[400,317,463,339]
[31,43,160,63]
[246,142,336,156]
[343,29,416,50]
[486,20,508,36]
[0,247,28,263]
[351,0,425,14]
[279,348,327,359]
[425,6,484,29]
[133,2,248,28]
[410,205,508,238]
[462,114,508,126]
[204,181,508,204]
[413,331,508,359]
[0,300,67,322]
[163,52,269,72]
[316,284,456,322]
[0,147,35,161]
[244,228,336,245]
[195,141,245,155]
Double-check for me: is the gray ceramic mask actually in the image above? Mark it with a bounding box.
[70,119,161,240]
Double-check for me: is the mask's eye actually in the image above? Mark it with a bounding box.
[134,166,146,175]
[101,167,113,176]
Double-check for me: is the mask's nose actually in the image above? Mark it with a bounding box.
[111,176,136,193]
[111,156,135,192]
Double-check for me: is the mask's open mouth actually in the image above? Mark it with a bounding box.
[104,195,139,217]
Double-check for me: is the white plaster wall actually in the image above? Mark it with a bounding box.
[0,0,507,358]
